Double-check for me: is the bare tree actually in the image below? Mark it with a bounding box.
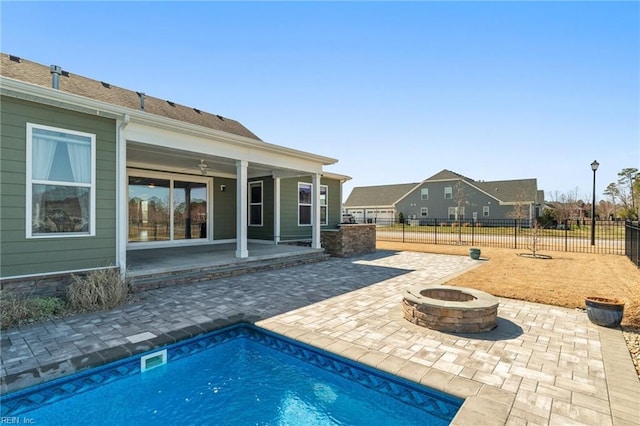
[617,168,639,220]
[507,189,530,227]
[603,182,619,219]
[453,179,466,244]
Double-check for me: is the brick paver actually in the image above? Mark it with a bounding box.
[1,250,638,425]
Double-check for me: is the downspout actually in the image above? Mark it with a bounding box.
[117,114,131,278]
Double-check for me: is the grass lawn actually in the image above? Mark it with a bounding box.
[377,241,640,328]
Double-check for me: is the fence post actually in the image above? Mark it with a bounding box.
[471,219,475,245]
[564,219,568,252]
[433,218,437,245]
[402,218,405,243]
[514,219,518,249]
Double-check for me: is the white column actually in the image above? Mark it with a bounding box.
[116,115,130,277]
[274,177,281,244]
[236,160,249,258]
[312,173,321,249]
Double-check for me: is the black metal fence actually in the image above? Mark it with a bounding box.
[371,218,628,256]
[626,221,640,267]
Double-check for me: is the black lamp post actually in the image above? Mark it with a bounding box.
[590,160,599,245]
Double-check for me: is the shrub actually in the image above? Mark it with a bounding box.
[0,291,65,329]
[66,268,132,312]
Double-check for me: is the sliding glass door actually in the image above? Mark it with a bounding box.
[173,181,207,241]
[128,173,209,244]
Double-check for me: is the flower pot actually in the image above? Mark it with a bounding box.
[469,248,481,260]
[585,297,625,327]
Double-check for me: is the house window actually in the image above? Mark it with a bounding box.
[444,186,452,199]
[298,182,312,226]
[249,181,263,226]
[448,207,465,220]
[421,188,429,200]
[420,207,428,217]
[26,123,95,238]
[320,185,328,225]
[483,206,490,217]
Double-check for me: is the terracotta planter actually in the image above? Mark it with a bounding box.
[585,297,625,327]
[469,248,481,260]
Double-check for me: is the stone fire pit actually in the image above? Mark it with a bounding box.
[402,285,498,333]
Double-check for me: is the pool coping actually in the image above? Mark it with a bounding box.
[2,251,639,425]
[2,305,639,425]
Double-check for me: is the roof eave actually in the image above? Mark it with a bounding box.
[1,76,338,166]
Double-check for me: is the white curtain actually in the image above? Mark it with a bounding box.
[66,140,91,183]
[32,135,57,180]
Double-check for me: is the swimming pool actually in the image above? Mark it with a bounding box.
[2,324,462,425]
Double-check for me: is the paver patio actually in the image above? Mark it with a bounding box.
[1,250,638,425]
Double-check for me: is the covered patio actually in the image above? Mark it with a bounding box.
[125,243,327,290]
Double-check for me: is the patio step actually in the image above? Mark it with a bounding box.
[129,251,330,292]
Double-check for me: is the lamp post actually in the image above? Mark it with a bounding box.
[590,160,599,245]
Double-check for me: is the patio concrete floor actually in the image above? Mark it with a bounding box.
[1,250,639,425]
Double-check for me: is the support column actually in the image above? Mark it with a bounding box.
[274,176,281,244]
[116,115,130,278]
[236,160,249,258]
[312,173,321,249]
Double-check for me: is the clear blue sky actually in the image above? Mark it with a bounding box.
[2,1,638,203]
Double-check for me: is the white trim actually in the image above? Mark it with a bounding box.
[1,77,338,167]
[298,182,313,226]
[274,177,281,244]
[126,169,210,248]
[1,265,119,281]
[236,160,248,258]
[248,180,263,227]
[312,174,321,249]
[25,123,96,239]
[320,184,328,226]
[117,115,129,273]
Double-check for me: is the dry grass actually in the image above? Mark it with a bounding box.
[377,241,640,327]
[66,268,132,312]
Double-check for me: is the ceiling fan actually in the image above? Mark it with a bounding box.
[198,159,209,175]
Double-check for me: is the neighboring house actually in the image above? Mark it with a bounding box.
[344,169,544,223]
[0,53,349,283]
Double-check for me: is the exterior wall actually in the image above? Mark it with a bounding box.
[280,176,342,241]
[396,180,527,221]
[324,177,342,229]
[248,176,274,240]
[321,224,376,257]
[0,96,117,279]
[212,177,236,240]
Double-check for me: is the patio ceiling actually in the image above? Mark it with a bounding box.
[127,142,301,179]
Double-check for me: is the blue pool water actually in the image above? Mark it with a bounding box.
[2,324,461,425]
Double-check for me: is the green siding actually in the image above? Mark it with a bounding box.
[0,96,117,278]
[212,177,237,240]
[248,176,274,240]
[279,176,343,241]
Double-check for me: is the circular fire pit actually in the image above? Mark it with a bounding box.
[402,285,498,333]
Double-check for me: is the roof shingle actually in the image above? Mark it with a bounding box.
[0,53,262,140]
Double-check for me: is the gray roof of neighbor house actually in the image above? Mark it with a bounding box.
[0,53,262,141]
[345,169,544,207]
[344,183,419,207]
[425,169,541,203]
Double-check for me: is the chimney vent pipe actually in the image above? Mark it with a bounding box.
[50,65,62,89]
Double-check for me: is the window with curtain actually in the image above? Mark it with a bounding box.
[298,183,312,226]
[249,181,263,226]
[27,124,95,237]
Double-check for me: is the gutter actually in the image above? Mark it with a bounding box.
[0,76,339,166]
[116,114,130,276]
